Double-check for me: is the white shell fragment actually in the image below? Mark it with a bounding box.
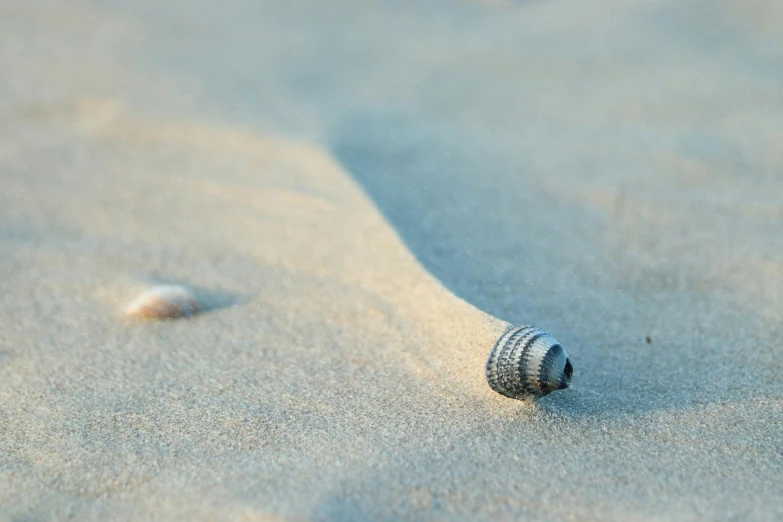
[486,325,572,399]
[124,284,200,319]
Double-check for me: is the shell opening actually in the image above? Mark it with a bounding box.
[559,358,573,390]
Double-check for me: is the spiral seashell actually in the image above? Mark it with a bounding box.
[124,284,200,319]
[486,325,572,399]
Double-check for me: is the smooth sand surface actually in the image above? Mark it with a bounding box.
[1,0,782,520]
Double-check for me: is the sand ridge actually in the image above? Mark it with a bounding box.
[1,0,782,519]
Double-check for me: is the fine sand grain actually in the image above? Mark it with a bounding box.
[1,0,782,520]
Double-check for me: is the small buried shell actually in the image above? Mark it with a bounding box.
[486,325,572,399]
[124,284,200,319]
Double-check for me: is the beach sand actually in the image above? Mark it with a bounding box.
[1,0,782,520]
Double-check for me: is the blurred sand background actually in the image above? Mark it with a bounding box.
[1,0,782,520]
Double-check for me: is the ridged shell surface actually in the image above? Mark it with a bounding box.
[486,325,572,399]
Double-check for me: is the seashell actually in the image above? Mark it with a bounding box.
[486,325,572,399]
[124,284,200,319]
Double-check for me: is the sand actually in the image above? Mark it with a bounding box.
[1,0,782,520]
